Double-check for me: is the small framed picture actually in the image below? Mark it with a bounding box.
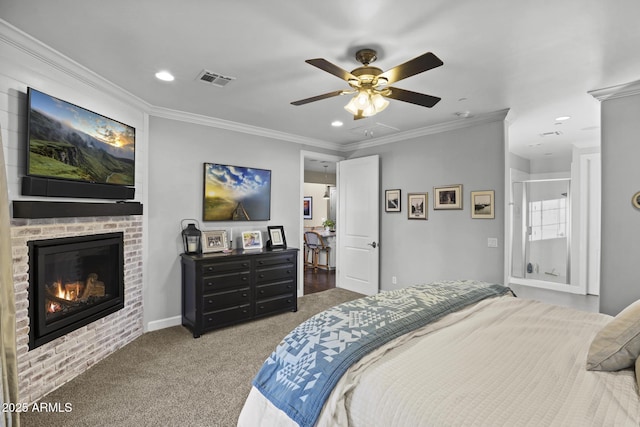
[242,231,263,250]
[267,225,287,249]
[201,230,228,253]
[385,189,401,212]
[471,190,495,219]
[408,193,428,220]
[303,196,313,219]
[633,191,640,209]
[434,184,462,210]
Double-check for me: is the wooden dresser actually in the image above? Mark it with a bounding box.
[180,248,298,338]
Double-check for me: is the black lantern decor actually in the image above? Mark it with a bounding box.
[181,220,202,254]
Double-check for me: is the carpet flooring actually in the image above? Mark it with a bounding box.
[20,288,363,427]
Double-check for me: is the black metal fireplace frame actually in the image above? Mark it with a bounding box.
[27,232,125,350]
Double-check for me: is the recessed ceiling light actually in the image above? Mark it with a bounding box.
[155,71,175,82]
[331,120,343,127]
[555,116,571,121]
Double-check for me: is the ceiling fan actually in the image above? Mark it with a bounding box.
[291,48,443,120]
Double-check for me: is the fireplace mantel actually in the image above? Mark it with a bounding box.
[13,201,143,218]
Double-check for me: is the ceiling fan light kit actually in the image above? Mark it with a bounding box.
[292,48,443,120]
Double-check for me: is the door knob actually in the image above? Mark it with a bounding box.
[367,241,377,248]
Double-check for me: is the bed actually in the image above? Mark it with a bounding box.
[238,280,640,426]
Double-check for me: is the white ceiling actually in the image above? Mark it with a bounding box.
[2,0,640,163]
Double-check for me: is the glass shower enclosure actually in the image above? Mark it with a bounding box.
[511,179,571,285]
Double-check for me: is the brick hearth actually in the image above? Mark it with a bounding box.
[10,215,143,403]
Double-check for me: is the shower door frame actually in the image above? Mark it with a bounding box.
[510,177,574,291]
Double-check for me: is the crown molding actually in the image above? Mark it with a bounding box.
[589,80,640,101]
[1,18,508,152]
[342,108,510,152]
[0,19,151,112]
[148,105,342,151]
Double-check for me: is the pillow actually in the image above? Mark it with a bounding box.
[586,299,640,371]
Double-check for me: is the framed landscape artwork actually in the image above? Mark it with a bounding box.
[203,163,271,221]
[385,189,401,212]
[471,190,495,219]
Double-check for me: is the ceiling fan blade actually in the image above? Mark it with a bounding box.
[306,58,358,82]
[291,90,345,106]
[379,52,443,85]
[385,87,441,108]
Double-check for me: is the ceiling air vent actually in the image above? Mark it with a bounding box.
[539,131,563,137]
[196,70,236,87]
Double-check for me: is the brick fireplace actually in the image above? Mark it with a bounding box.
[11,215,143,403]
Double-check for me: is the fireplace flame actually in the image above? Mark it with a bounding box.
[46,274,106,315]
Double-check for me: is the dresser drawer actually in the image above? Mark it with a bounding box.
[255,253,296,267]
[255,295,295,315]
[202,304,252,328]
[201,259,251,275]
[256,280,295,299]
[256,264,295,283]
[202,271,250,292]
[202,287,251,311]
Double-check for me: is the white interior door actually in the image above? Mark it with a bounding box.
[337,155,379,295]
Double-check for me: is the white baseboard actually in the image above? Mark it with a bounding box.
[145,315,181,332]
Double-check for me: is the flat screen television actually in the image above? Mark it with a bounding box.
[26,87,135,187]
[203,163,271,221]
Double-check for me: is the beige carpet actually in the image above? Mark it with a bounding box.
[20,288,362,427]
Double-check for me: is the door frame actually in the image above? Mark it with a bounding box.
[299,150,344,296]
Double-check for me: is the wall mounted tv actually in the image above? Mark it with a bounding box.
[203,163,271,221]
[25,88,135,199]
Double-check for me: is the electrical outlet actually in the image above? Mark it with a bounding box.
[392,276,397,285]
[487,238,498,248]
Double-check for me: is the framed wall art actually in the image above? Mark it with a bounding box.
[201,230,228,253]
[203,163,271,221]
[408,193,428,220]
[385,189,401,212]
[471,190,495,219]
[434,184,462,210]
[242,231,263,250]
[303,196,313,219]
[267,225,287,249]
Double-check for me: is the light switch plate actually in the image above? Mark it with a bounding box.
[487,238,498,248]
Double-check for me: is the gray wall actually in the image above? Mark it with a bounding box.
[146,116,305,326]
[348,120,506,290]
[599,89,640,315]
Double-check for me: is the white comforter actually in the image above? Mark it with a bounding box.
[238,296,640,426]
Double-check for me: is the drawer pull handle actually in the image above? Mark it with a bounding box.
[260,290,265,294]
[287,284,292,289]
[242,309,248,313]
[260,305,264,310]
[258,261,264,265]
[242,293,247,297]
[208,299,213,304]
[287,299,292,304]
[242,277,248,281]
[259,274,265,278]
[286,270,291,274]
[242,263,248,267]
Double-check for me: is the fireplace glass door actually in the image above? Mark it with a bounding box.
[28,232,125,349]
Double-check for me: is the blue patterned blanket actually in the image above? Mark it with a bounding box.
[252,280,511,427]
